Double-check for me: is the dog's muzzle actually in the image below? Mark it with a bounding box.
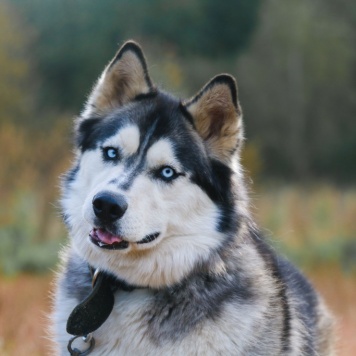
[90,191,160,250]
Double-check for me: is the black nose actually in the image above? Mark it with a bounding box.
[92,192,128,222]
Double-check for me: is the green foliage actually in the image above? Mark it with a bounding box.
[12,0,260,111]
[273,237,356,274]
[7,0,356,182]
[13,0,131,111]
[255,185,356,272]
[142,0,260,57]
[0,228,61,275]
[236,0,356,182]
[0,192,65,275]
[0,1,35,125]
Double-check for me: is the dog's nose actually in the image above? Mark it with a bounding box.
[92,192,128,222]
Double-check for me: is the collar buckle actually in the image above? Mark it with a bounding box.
[91,268,101,288]
[67,334,95,355]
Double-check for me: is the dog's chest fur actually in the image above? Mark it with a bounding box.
[54,243,288,356]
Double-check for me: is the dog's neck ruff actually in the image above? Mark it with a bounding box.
[66,266,143,355]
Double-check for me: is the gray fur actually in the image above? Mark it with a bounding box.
[61,252,92,303]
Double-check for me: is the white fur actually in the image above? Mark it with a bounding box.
[146,138,182,171]
[62,137,223,288]
[102,124,140,156]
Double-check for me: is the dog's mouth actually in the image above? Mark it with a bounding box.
[89,228,160,250]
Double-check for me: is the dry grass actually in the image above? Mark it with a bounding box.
[308,267,356,356]
[0,185,355,355]
[0,274,54,355]
[0,270,355,355]
[252,185,356,247]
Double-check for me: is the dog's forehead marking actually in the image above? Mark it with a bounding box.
[146,139,180,168]
[103,124,140,156]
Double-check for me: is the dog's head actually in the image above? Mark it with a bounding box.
[62,41,247,287]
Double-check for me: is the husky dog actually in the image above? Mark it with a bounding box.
[53,41,334,355]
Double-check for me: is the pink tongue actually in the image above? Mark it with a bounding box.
[96,228,123,244]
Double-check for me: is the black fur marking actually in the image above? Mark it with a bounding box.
[137,232,160,244]
[76,92,163,150]
[76,114,130,152]
[76,117,102,151]
[249,229,292,352]
[278,258,319,354]
[178,102,196,127]
[271,264,291,353]
[191,159,237,234]
[61,164,80,228]
[63,163,80,187]
[134,91,158,102]
[118,117,161,191]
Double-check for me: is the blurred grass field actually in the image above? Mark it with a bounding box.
[0,185,355,355]
[253,185,356,272]
[0,1,355,354]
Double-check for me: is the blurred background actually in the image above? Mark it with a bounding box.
[0,0,355,354]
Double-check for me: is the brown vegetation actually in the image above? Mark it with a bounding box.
[0,274,54,355]
[0,268,355,355]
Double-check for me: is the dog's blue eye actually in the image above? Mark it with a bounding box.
[103,147,119,160]
[159,166,177,181]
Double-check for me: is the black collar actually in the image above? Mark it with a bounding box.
[66,266,140,337]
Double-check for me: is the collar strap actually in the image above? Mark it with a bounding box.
[66,266,144,337]
[66,269,115,336]
[88,266,138,293]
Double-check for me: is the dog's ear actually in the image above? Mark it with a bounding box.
[84,41,154,116]
[183,75,243,162]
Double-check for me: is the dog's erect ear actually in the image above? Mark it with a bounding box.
[84,41,154,116]
[183,75,243,162]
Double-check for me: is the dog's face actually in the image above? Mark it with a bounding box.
[62,42,244,288]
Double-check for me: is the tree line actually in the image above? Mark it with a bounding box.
[2,0,356,183]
